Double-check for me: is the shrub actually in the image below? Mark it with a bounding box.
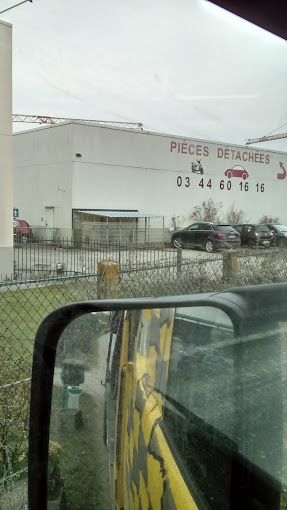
[259,215,279,223]
[225,204,247,226]
[189,199,247,225]
[170,215,187,231]
[189,198,223,222]
[48,441,63,500]
[61,359,85,386]
[0,354,30,478]
[57,313,109,360]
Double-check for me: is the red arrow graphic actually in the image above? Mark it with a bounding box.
[277,162,286,180]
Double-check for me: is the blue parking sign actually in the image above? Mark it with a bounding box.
[13,208,19,218]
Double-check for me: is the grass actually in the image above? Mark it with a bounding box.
[0,281,99,363]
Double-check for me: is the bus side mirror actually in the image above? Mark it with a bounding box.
[28,285,287,510]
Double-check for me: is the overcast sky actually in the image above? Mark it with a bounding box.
[1,0,287,151]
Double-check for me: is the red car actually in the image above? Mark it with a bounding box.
[224,165,249,180]
[13,218,33,243]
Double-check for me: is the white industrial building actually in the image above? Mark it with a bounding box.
[13,121,287,243]
[13,122,170,243]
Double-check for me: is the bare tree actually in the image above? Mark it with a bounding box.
[259,215,279,224]
[225,204,247,225]
[170,215,187,231]
[189,199,223,223]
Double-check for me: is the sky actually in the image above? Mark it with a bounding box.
[1,0,287,151]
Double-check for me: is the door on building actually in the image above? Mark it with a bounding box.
[45,207,54,241]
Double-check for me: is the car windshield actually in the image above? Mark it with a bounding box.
[215,226,237,233]
[256,226,271,232]
[273,225,287,232]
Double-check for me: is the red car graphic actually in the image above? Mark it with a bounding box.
[224,165,249,180]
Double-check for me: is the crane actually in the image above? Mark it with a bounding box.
[12,114,143,130]
[246,132,287,145]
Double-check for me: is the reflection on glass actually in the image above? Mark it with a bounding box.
[165,306,235,509]
[49,312,112,510]
[164,308,285,510]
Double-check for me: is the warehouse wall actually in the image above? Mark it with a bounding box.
[13,123,73,230]
[71,123,287,226]
[13,122,287,235]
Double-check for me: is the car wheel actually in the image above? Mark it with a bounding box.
[205,240,214,252]
[173,237,183,249]
[242,172,248,180]
[278,238,287,247]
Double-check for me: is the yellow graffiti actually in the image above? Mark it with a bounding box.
[117,307,198,510]
[147,453,164,510]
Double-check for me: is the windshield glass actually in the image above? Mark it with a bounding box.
[256,226,271,232]
[215,226,238,233]
[274,225,287,231]
[1,2,287,510]
[164,307,287,510]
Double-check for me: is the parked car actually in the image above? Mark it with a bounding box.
[171,222,241,252]
[264,224,287,247]
[224,165,249,180]
[233,224,274,248]
[13,218,33,244]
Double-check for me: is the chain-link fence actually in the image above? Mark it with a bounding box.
[1,246,287,505]
[237,248,287,285]
[116,254,224,297]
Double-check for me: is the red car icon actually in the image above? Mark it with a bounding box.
[224,165,249,180]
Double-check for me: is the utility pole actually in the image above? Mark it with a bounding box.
[0,21,13,278]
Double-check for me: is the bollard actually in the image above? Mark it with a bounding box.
[97,261,118,299]
[56,262,65,276]
[67,386,82,410]
[223,251,238,285]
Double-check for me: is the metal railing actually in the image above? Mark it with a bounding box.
[13,239,178,280]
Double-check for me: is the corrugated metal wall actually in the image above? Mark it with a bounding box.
[81,220,164,245]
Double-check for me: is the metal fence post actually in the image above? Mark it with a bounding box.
[223,251,238,285]
[177,248,182,275]
[97,261,118,299]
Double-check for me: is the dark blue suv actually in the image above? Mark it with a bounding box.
[171,223,241,252]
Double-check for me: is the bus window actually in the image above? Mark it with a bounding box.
[164,307,235,509]
[162,308,283,510]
